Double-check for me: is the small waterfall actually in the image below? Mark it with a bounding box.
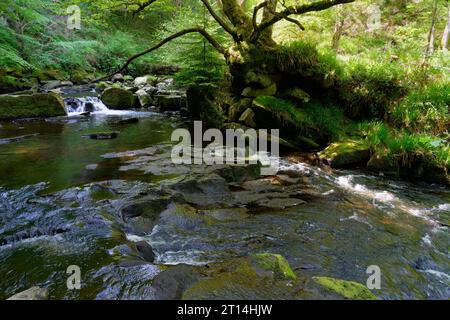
[65,97,109,115]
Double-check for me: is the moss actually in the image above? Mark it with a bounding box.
[253,253,297,281]
[100,87,138,110]
[313,276,378,300]
[242,83,277,98]
[319,140,371,168]
[0,93,66,120]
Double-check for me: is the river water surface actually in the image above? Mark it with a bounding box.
[0,93,448,300]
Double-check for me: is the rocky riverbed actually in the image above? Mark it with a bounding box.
[0,100,449,299]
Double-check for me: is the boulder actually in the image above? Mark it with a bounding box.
[242,83,277,98]
[319,140,371,169]
[0,92,66,120]
[182,254,299,300]
[100,88,139,110]
[135,89,153,107]
[112,73,124,83]
[7,286,49,300]
[154,94,186,111]
[134,75,157,87]
[135,241,155,263]
[244,71,274,88]
[313,276,377,300]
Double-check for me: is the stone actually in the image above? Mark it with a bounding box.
[182,254,299,300]
[155,94,186,111]
[239,108,256,127]
[112,73,124,83]
[282,87,311,104]
[100,87,139,110]
[319,140,371,169]
[134,75,157,87]
[228,98,252,122]
[242,83,277,98]
[313,276,377,300]
[0,133,39,145]
[0,93,66,120]
[83,132,119,140]
[135,241,155,263]
[7,286,49,300]
[153,264,200,300]
[135,89,153,107]
[244,71,274,88]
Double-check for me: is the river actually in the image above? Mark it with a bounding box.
[0,90,448,300]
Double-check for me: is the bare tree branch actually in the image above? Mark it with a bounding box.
[92,28,228,83]
[252,0,355,42]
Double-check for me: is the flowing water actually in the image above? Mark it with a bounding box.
[0,91,448,300]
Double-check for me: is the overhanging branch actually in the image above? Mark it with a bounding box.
[252,0,355,41]
[92,28,228,83]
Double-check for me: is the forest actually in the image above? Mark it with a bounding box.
[0,0,449,301]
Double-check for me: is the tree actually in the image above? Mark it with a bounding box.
[442,1,450,50]
[92,0,355,92]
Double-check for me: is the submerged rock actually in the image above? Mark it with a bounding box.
[313,276,377,300]
[83,132,119,140]
[7,286,49,300]
[0,92,66,120]
[319,140,371,169]
[100,87,139,110]
[0,133,39,145]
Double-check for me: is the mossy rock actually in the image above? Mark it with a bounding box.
[0,92,66,120]
[239,108,257,127]
[228,98,252,122]
[182,254,299,300]
[0,75,37,94]
[313,276,378,300]
[242,83,277,98]
[319,140,371,169]
[244,71,274,88]
[101,87,139,110]
[282,87,311,104]
[253,253,297,281]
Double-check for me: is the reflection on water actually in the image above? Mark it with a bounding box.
[0,113,177,192]
[0,109,449,300]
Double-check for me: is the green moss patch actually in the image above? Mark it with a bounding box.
[313,276,378,300]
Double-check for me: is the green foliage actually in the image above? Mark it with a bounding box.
[339,62,407,119]
[267,41,343,81]
[254,96,345,140]
[358,121,449,168]
[170,4,227,89]
[389,82,450,135]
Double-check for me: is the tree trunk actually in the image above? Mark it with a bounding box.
[332,5,345,51]
[424,0,439,61]
[442,4,450,51]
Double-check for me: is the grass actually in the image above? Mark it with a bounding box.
[357,121,449,169]
[389,82,450,135]
[254,96,346,141]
